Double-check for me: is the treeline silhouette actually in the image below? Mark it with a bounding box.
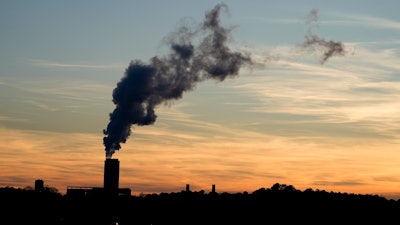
[2,183,400,225]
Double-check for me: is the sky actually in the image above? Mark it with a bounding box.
[1,0,400,199]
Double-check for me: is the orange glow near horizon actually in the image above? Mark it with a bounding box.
[1,126,400,200]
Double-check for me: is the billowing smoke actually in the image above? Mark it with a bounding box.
[300,9,347,64]
[103,3,253,158]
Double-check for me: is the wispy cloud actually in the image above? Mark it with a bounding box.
[231,42,400,140]
[242,11,400,31]
[28,59,126,70]
[1,74,112,105]
[0,115,29,123]
[327,13,400,30]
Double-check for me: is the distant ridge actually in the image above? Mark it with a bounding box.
[2,183,400,224]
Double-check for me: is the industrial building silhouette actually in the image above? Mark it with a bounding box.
[36,158,217,197]
[65,158,131,197]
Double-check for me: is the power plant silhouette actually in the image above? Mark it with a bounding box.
[33,156,218,197]
[55,158,215,197]
[65,158,131,197]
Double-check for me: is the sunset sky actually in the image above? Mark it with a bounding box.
[1,0,400,199]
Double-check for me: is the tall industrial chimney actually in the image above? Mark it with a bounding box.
[104,158,119,196]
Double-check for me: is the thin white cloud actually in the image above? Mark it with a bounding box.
[2,74,112,103]
[327,13,400,30]
[241,16,302,25]
[242,11,400,31]
[28,59,126,70]
[23,99,60,112]
[0,115,29,123]
[230,42,400,139]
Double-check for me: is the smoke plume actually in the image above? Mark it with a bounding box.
[103,3,253,158]
[300,9,347,64]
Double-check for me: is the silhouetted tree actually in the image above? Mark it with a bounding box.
[1,183,400,225]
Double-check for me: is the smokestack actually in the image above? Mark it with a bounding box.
[104,158,119,196]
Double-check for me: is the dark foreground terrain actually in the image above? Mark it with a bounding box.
[2,183,400,225]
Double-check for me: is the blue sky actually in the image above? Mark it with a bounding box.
[1,0,400,199]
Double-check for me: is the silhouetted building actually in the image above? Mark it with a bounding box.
[186,184,190,192]
[66,158,131,198]
[66,186,131,198]
[66,186,96,197]
[212,184,216,193]
[104,158,120,196]
[35,179,44,192]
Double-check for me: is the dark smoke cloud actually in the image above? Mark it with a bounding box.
[300,9,347,64]
[103,3,253,158]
